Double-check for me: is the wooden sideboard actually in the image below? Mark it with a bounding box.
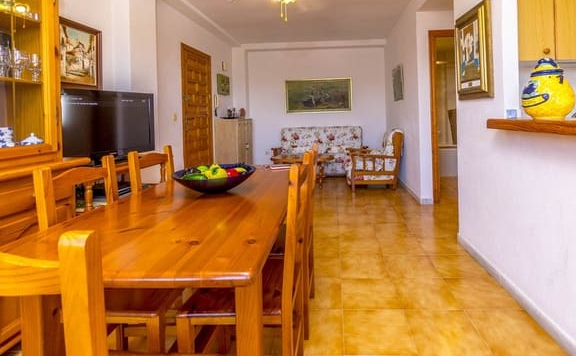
[0,157,90,354]
[214,118,253,164]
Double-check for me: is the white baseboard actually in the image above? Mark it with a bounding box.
[458,234,576,355]
[398,180,433,205]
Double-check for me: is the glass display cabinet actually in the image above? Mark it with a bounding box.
[0,0,62,170]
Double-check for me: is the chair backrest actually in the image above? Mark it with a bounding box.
[382,129,404,157]
[0,230,216,356]
[0,230,108,355]
[281,161,309,354]
[302,146,318,248]
[33,157,118,231]
[127,145,175,193]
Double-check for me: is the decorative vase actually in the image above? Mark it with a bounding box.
[521,58,575,121]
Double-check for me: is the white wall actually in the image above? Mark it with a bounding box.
[454,0,576,352]
[60,0,114,88]
[385,5,453,203]
[156,1,233,170]
[60,0,159,136]
[239,44,387,165]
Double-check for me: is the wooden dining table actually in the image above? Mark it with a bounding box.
[0,166,290,356]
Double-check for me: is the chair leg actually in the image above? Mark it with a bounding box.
[145,317,164,353]
[175,318,197,353]
[309,232,315,298]
[108,324,124,350]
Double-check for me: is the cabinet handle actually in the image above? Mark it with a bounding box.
[543,48,551,55]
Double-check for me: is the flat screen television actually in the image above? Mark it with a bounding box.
[61,89,155,165]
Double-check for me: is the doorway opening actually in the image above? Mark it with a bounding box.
[429,29,457,203]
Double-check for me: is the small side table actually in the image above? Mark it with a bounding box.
[270,153,335,188]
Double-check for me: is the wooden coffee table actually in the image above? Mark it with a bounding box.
[270,153,335,188]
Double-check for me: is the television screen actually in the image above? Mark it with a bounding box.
[61,89,155,164]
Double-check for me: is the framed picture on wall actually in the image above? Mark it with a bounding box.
[392,65,404,101]
[59,17,102,89]
[217,74,230,95]
[455,0,493,99]
[285,77,352,113]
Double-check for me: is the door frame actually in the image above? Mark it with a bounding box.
[428,29,455,203]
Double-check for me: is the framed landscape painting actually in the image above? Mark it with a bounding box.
[285,78,351,113]
[60,17,102,89]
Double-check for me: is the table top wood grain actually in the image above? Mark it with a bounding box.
[1,167,289,289]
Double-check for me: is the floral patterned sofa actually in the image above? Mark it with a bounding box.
[272,126,363,176]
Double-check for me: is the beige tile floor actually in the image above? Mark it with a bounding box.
[300,177,567,356]
[4,177,568,355]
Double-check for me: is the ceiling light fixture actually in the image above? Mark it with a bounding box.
[274,0,296,22]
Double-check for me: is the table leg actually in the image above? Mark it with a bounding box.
[235,276,264,356]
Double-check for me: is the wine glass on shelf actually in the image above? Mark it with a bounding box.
[28,53,41,81]
[0,45,10,77]
[11,49,29,79]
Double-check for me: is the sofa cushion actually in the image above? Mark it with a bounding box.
[278,126,362,175]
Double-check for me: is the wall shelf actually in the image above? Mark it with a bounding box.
[486,118,576,136]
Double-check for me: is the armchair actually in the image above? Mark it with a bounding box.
[344,129,404,192]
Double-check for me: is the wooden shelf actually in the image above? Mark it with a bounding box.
[486,118,576,136]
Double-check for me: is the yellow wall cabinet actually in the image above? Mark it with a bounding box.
[518,0,576,61]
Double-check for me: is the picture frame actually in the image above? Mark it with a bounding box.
[59,17,102,89]
[285,78,351,113]
[217,74,230,95]
[455,0,493,100]
[392,65,404,101]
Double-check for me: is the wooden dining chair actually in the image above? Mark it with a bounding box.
[175,162,308,355]
[32,156,182,353]
[128,145,175,193]
[268,144,318,339]
[0,230,222,356]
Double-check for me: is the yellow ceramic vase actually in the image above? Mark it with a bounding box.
[521,58,575,121]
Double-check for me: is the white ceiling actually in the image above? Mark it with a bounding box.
[163,0,453,45]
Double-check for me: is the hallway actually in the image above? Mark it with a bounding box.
[301,177,566,355]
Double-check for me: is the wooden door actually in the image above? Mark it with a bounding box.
[180,44,213,167]
[429,30,456,203]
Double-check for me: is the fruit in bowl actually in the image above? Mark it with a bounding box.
[173,163,255,194]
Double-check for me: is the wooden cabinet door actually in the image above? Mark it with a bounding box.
[241,119,253,165]
[554,0,576,60]
[518,0,555,61]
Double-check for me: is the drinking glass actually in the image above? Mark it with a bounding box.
[0,45,10,77]
[28,53,41,81]
[11,49,29,79]
[0,0,13,12]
